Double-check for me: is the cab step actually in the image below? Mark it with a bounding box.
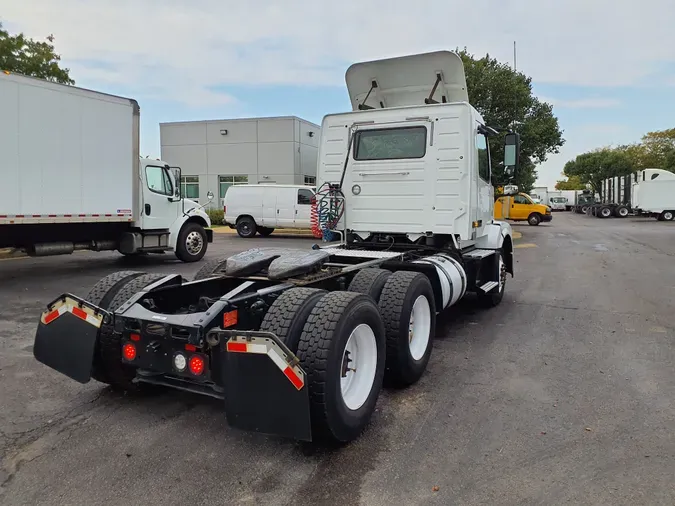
[463,249,496,259]
[478,281,499,293]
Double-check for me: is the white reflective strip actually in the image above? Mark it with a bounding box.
[57,305,68,316]
[266,348,287,372]
[85,314,102,328]
[247,343,267,354]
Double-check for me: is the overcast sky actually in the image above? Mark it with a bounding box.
[3,0,675,188]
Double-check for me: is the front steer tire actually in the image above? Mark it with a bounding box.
[477,249,507,308]
[95,273,167,392]
[175,222,208,263]
[260,288,326,353]
[378,271,436,388]
[296,291,386,443]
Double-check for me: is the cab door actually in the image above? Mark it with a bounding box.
[511,194,533,220]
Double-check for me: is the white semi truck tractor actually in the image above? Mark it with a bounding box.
[0,72,212,262]
[32,51,520,444]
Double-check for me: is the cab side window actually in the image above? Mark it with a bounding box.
[514,195,530,205]
[145,166,173,196]
[476,132,490,182]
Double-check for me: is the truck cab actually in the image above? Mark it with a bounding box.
[494,192,552,226]
[134,159,213,261]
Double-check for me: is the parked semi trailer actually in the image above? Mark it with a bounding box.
[0,72,212,261]
[587,169,675,220]
[33,51,518,443]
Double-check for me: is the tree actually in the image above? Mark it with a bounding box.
[563,148,633,198]
[0,22,74,84]
[555,174,586,190]
[457,49,565,193]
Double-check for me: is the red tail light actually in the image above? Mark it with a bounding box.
[189,355,205,375]
[122,343,136,361]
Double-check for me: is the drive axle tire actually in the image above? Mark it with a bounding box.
[175,222,208,262]
[599,206,612,218]
[296,291,385,443]
[97,273,167,392]
[528,213,541,226]
[260,288,326,353]
[615,206,629,218]
[86,271,146,383]
[347,268,392,302]
[378,271,436,387]
[193,256,228,280]
[236,216,257,238]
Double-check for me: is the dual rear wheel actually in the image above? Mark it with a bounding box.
[260,270,436,442]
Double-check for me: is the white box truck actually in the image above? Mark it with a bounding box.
[633,169,675,221]
[0,72,212,261]
[223,184,316,237]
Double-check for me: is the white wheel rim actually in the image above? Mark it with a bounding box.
[408,295,431,361]
[665,212,673,220]
[340,324,378,411]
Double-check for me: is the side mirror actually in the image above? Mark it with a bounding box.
[171,167,182,199]
[503,132,520,180]
[207,191,214,201]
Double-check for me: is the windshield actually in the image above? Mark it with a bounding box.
[551,197,566,203]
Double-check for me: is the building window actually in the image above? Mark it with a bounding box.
[304,175,316,186]
[219,175,248,199]
[297,188,314,205]
[180,176,199,199]
[476,132,490,182]
[146,165,173,196]
[353,126,427,161]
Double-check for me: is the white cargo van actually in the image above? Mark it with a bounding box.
[223,184,316,237]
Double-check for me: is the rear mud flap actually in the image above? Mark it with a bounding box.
[33,294,107,384]
[213,330,312,441]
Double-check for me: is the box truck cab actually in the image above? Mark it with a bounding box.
[549,196,568,211]
[0,71,212,262]
[223,184,315,237]
[494,193,552,225]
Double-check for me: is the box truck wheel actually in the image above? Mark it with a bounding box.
[527,213,541,226]
[176,222,208,262]
[660,211,674,221]
[296,291,385,443]
[236,216,257,238]
[348,268,392,302]
[260,288,326,353]
[378,271,436,387]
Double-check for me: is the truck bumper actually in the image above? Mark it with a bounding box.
[542,214,553,222]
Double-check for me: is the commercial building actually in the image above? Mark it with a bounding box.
[160,116,320,207]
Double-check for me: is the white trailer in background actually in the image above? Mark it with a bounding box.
[633,169,675,221]
[0,72,212,261]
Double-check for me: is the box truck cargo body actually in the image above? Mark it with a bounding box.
[0,72,212,261]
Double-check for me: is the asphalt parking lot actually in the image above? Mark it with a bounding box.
[1,213,674,505]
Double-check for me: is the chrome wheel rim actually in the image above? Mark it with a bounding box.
[186,231,204,255]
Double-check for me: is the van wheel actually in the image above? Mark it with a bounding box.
[175,222,208,262]
[527,213,541,226]
[236,216,257,238]
[258,227,274,237]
